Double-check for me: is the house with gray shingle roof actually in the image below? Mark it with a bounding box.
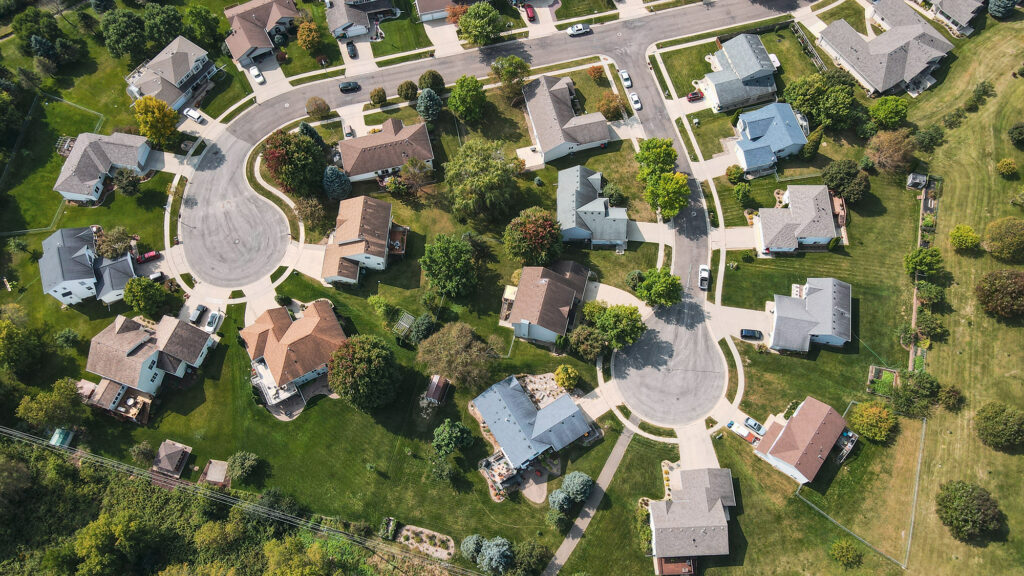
[39,227,138,306]
[523,76,609,163]
[819,0,953,95]
[54,133,151,203]
[735,103,809,175]
[700,34,778,113]
[649,468,736,575]
[768,278,852,352]
[756,185,838,254]
[557,166,628,246]
[923,0,983,36]
[126,36,216,111]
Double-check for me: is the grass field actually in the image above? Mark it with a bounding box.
[372,0,433,58]
[819,0,867,35]
[686,108,735,158]
[554,0,617,20]
[660,41,715,97]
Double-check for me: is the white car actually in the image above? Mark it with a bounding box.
[619,69,632,89]
[204,311,222,334]
[566,23,591,37]
[248,66,265,84]
[183,107,203,123]
[629,92,642,111]
[698,264,710,291]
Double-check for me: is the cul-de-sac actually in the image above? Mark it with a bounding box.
[0,0,1022,573]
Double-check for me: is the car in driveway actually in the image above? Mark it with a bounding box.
[686,90,703,102]
[189,304,208,325]
[204,310,222,334]
[740,329,763,341]
[338,81,361,93]
[136,251,160,264]
[629,92,642,111]
[566,23,591,36]
[248,66,265,84]
[744,417,767,436]
[698,264,710,290]
[524,3,536,21]
[346,41,357,58]
[183,108,203,123]
[619,69,632,88]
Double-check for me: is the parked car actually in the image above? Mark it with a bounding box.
[629,92,642,111]
[189,304,208,325]
[346,41,357,58]
[248,66,265,84]
[566,23,591,36]
[686,90,703,102]
[204,311,222,334]
[739,329,763,341]
[524,3,536,21]
[698,264,710,291]
[744,417,767,436]
[338,81,361,93]
[136,251,159,264]
[619,69,632,89]
[183,108,203,123]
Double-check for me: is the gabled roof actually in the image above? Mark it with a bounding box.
[705,34,777,108]
[650,468,736,558]
[759,185,837,251]
[338,118,433,177]
[523,76,608,153]
[736,103,808,170]
[39,227,96,292]
[87,316,159,387]
[155,316,211,365]
[509,261,589,336]
[756,397,846,482]
[54,133,149,197]
[772,277,852,352]
[473,375,590,469]
[932,0,983,25]
[224,0,299,60]
[240,301,347,387]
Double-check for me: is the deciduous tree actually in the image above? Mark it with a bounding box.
[502,206,562,265]
[328,335,397,412]
[448,74,487,123]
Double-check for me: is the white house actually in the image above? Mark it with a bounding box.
[755,397,847,484]
[126,36,216,111]
[53,133,151,203]
[38,227,137,306]
[322,195,406,284]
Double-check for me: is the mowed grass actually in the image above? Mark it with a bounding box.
[554,0,617,20]
[372,0,433,58]
[818,0,867,35]
[660,41,715,97]
[686,108,735,158]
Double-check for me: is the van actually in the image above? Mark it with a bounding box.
[189,304,208,324]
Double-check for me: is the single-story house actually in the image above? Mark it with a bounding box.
[922,0,983,36]
[700,34,777,113]
[755,396,847,484]
[523,76,609,162]
[473,375,591,470]
[224,0,300,67]
[322,195,406,284]
[125,36,216,111]
[152,439,192,478]
[557,166,628,246]
[326,0,396,39]
[338,118,433,182]
[769,277,852,353]
[53,132,151,203]
[39,227,137,306]
[240,300,347,406]
[756,185,838,254]
[502,261,589,345]
[734,103,809,175]
[819,0,953,95]
[650,468,736,575]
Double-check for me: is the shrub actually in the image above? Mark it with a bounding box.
[975,270,1024,318]
[554,364,579,390]
[725,164,744,184]
[829,538,863,568]
[626,270,645,291]
[397,80,418,101]
[369,87,387,107]
[974,401,1024,450]
[1009,123,1024,147]
[227,451,260,481]
[305,96,329,119]
[948,224,980,251]
[983,217,1024,262]
[996,158,1018,178]
[935,481,1003,541]
[848,400,898,442]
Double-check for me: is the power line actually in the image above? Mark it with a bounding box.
[0,425,484,576]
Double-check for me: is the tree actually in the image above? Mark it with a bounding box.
[935,481,1003,541]
[113,170,140,196]
[134,95,178,149]
[416,87,442,122]
[948,224,980,251]
[644,171,689,219]
[124,277,167,318]
[183,5,220,48]
[16,378,84,429]
[866,129,915,173]
[848,400,897,442]
[996,158,1017,178]
[596,90,626,121]
[54,327,80,348]
[569,325,607,361]
[296,21,319,52]
[869,96,909,129]
[417,322,490,389]
[305,96,330,119]
[419,69,445,94]
[295,198,327,230]
[634,138,677,184]
[733,182,751,205]
[988,0,1015,18]
[914,124,945,152]
[802,125,824,159]
[461,535,485,562]
[95,226,133,258]
[829,538,863,568]
[143,3,182,50]
[502,206,562,266]
[975,270,1024,318]
[983,217,1024,262]
[101,9,146,60]
[725,164,744,184]
[903,247,943,278]
[227,451,260,481]
[322,166,352,200]
[447,3,469,23]
[974,401,1024,450]
[432,418,473,456]
[554,364,579,390]
[298,122,326,149]
[561,471,593,503]
[635,267,682,307]
[549,489,573,513]
[443,139,520,221]
[448,74,487,123]
[401,156,432,193]
[594,305,646,349]
[369,87,387,107]
[461,2,504,47]
[129,441,154,464]
[328,335,396,412]
[1009,123,1024,147]
[420,234,477,297]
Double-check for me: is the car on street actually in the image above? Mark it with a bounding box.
[183,108,203,123]
[524,3,536,21]
[248,66,265,84]
[698,264,710,290]
[189,304,208,325]
[204,311,222,334]
[744,417,767,436]
[619,69,632,88]
[136,251,159,264]
[629,92,642,110]
[566,23,591,36]
[686,90,703,102]
[740,329,763,341]
[338,81,361,93]
[346,41,357,58]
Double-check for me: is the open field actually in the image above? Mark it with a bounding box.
[818,0,867,35]
[372,0,433,58]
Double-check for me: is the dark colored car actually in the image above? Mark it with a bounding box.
[346,41,357,58]
[524,3,536,21]
[686,90,704,102]
[740,329,763,341]
[338,81,361,93]
[136,250,159,264]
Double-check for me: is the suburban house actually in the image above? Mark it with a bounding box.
[224,0,300,67]
[326,0,396,39]
[755,396,848,484]
[819,0,953,95]
[523,75,609,162]
[152,439,192,478]
[649,468,736,575]
[338,118,433,182]
[699,34,777,113]
[756,185,839,254]
[322,195,406,284]
[473,375,591,473]
[501,261,590,345]
[734,103,809,176]
[125,36,216,111]
[416,0,455,21]
[921,0,983,36]
[768,277,852,353]
[39,227,137,306]
[557,166,628,246]
[240,300,347,406]
[53,132,151,203]
[83,315,215,423]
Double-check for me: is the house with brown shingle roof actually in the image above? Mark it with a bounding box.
[240,300,347,406]
[338,118,433,182]
[755,396,847,484]
[224,0,299,67]
[501,261,589,345]
[322,195,406,284]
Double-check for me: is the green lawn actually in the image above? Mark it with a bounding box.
[686,108,735,158]
[714,175,823,228]
[554,0,617,19]
[660,41,714,97]
[561,242,659,292]
[372,0,433,58]
[758,28,821,95]
[200,57,254,119]
[819,0,867,35]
